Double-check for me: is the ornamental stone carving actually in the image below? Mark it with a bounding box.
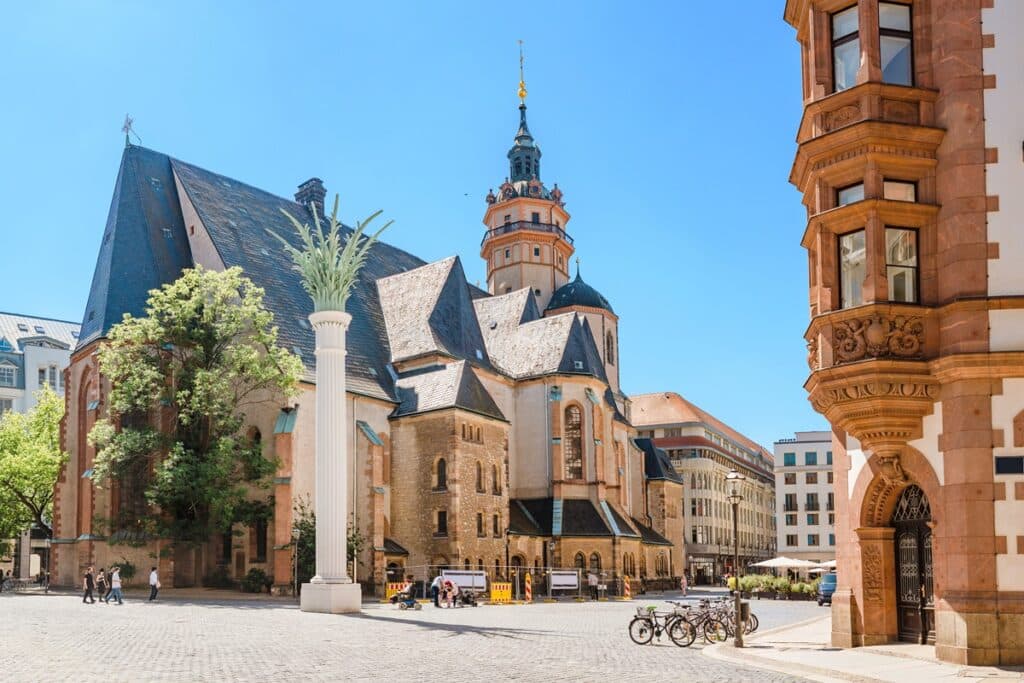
[833,315,924,364]
[862,545,883,602]
[824,104,861,131]
[807,336,819,371]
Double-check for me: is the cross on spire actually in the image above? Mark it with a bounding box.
[121,114,140,147]
[518,40,527,104]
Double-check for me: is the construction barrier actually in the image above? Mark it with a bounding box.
[385,582,407,600]
[623,575,631,599]
[524,572,532,602]
[490,582,512,604]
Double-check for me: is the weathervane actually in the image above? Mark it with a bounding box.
[518,40,527,104]
[121,114,141,146]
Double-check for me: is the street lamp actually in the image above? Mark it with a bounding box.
[726,468,746,648]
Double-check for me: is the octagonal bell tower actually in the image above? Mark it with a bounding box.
[480,50,574,311]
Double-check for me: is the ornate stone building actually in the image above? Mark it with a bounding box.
[785,0,1024,664]
[51,88,684,594]
[632,392,775,584]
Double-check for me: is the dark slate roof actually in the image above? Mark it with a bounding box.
[509,499,544,536]
[79,145,194,346]
[171,156,427,401]
[631,518,673,546]
[633,438,685,484]
[383,538,409,556]
[545,272,614,314]
[392,361,505,421]
[377,256,492,370]
[604,503,640,538]
[510,498,614,537]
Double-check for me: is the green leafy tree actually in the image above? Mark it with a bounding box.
[89,266,303,543]
[0,386,67,538]
[291,496,366,592]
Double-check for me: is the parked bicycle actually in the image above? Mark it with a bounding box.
[628,605,695,647]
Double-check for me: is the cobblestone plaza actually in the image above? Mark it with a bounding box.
[2,591,819,681]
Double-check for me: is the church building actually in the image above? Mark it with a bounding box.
[51,80,684,593]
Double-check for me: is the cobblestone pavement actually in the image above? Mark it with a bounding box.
[2,589,821,681]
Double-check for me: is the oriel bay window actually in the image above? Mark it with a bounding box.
[831,6,859,92]
[886,227,918,303]
[880,2,913,86]
[839,229,866,308]
[836,182,864,207]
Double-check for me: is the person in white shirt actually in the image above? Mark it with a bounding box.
[107,567,124,605]
[148,567,160,602]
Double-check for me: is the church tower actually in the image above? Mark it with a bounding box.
[480,49,573,312]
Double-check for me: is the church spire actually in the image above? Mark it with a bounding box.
[508,41,540,182]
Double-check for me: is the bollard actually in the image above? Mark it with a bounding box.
[525,572,532,603]
[623,575,631,600]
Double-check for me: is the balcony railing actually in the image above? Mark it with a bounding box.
[482,220,574,246]
[805,502,820,511]
[783,503,798,512]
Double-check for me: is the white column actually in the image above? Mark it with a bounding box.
[301,310,361,613]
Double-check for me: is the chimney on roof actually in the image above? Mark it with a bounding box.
[295,178,326,218]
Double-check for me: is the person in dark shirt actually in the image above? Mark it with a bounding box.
[82,566,96,604]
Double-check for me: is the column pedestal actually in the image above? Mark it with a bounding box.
[301,581,362,613]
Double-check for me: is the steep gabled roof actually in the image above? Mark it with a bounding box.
[392,360,504,421]
[377,257,492,370]
[632,437,684,484]
[79,145,193,347]
[171,156,427,401]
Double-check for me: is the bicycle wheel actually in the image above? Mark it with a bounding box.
[668,618,697,647]
[747,613,759,633]
[703,619,729,643]
[628,617,655,645]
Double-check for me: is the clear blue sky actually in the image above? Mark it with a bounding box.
[0,1,827,447]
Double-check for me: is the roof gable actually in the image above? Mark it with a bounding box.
[393,360,504,420]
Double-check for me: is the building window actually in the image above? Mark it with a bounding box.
[785,513,797,526]
[839,230,866,308]
[806,472,818,485]
[784,493,797,512]
[492,464,501,494]
[504,248,511,260]
[435,458,447,491]
[883,180,916,202]
[808,534,820,546]
[886,227,918,303]
[533,246,540,258]
[503,214,511,225]
[48,366,57,390]
[805,452,818,466]
[786,534,798,547]
[589,552,601,573]
[829,533,836,546]
[0,365,15,387]
[784,473,796,485]
[836,182,864,206]
[563,405,583,480]
[476,461,484,492]
[829,513,835,525]
[826,451,833,465]
[492,513,500,537]
[806,493,820,511]
[827,492,835,511]
[574,552,586,570]
[807,514,819,526]
[38,367,47,388]
[477,513,485,537]
[783,452,796,467]
[827,472,834,484]
[436,510,448,536]
[0,337,11,352]
[531,212,540,224]
[831,6,860,92]
[880,2,913,86]
[254,518,267,562]
[606,332,615,366]
[0,399,12,414]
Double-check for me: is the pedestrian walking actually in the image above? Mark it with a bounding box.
[430,574,443,607]
[587,571,599,601]
[680,574,688,597]
[148,566,160,601]
[96,567,107,602]
[107,566,124,605]
[82,565,96,603]
[102,567,112,602]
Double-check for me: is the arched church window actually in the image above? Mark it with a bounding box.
[564,405,583,480]
[492,464,500,494]
[589,552,601,573]
[435,458,447,490]
[574,552,586,570]
[476,461,484,492]
[606,332,615,366]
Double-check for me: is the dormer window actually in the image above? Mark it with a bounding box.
[831,6,859,92]
[17,323,28,332]
[0,337,11,352]
[34,326,44,334]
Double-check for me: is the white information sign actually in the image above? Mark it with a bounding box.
[440,570,488,591]
[550,570,579,590]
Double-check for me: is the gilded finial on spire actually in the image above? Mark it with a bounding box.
[518,40,527,104]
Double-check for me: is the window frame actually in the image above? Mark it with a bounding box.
[563,404,584,480]
[879,2,914,87]
[882,179,917,202]
[0,365,16,387]
[884,226,920,304]
[838,228,867,309]
[435,510,448,536]
[830,5,861,93]
[835,182,865,207]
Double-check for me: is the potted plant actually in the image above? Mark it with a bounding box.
[774,576,791,599]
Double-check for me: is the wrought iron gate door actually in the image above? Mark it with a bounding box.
[892,485,934,643]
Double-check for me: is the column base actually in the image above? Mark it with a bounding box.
[300,581,362,614]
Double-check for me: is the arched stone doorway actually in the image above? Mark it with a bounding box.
[891,485,934,643]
